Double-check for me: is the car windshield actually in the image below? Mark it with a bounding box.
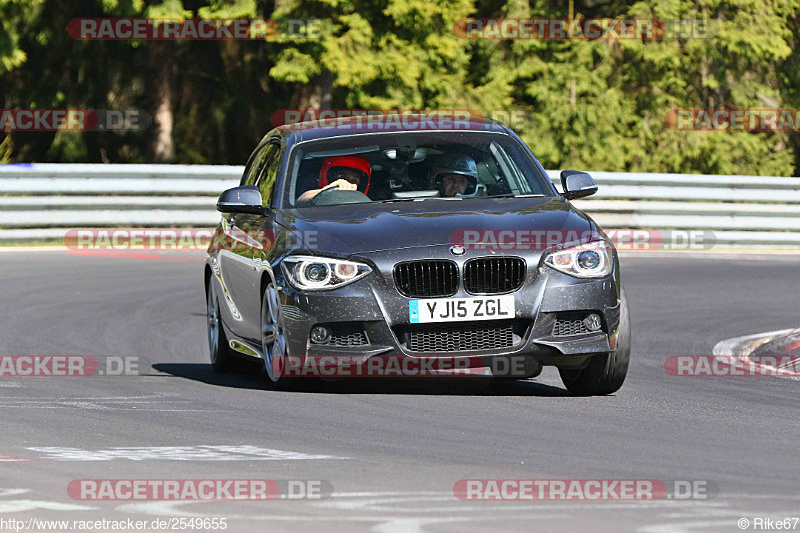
[283,131,554,208]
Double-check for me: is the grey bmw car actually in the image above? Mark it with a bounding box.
[204,114,630,395]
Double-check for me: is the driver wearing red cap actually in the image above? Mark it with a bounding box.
[298,155,372,203]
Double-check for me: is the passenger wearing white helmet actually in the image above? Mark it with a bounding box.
[428,154,479,197]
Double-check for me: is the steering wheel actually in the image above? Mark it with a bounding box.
[486,180,512,196]
[308,186,372,207]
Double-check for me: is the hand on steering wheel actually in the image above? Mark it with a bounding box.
[309,183,371,206]
[324,179,358,192]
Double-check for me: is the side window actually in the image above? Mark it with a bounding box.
[255,142,281,206]
[242,144,270,186]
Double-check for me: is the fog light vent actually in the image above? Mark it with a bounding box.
[309,324,369,347]
[583,313,602,332]
[552,312,603,337]
[310,326,331,344]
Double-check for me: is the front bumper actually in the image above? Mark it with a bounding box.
[276,245,622,369]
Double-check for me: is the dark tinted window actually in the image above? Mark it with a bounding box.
[284,131,554,208]
[241,142,273,186]
[255,143,281,206]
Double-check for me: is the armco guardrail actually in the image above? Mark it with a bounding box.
[0,164,239,241]
[1,164,800,248]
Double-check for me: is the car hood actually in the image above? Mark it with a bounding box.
[279,197,598,255]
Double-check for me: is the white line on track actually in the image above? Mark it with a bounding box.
[0,393,235,411]
[0,488,97,513]
[117,493,798,533]
[0,489,30,498]
[23,445,345,462]
[713,329,800,381]
[0,394,182,400]
[619,251,800,261]
[0,500,97,513]
[712,329,795,357]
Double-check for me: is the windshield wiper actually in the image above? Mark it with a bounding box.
[487,193,546,198]
[381,193,545,203]
[380,197,421,203]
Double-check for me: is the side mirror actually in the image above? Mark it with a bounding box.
[560,170,598,200]
[216,185,265,214]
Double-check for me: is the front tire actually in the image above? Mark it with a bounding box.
[207,281,237,372]
[559,287,631,396]
[261,281,296,387]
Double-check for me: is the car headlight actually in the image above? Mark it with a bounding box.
[281,255,371,291]
[544,241,613,278]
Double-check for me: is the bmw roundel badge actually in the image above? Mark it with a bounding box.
[450,245,466,256]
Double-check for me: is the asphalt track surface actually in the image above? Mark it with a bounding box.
[1,250,798,532]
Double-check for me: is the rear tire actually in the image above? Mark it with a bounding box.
[559,287,631,396]
[207,281,237,373]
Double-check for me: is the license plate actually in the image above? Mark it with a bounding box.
[409,295,515,324]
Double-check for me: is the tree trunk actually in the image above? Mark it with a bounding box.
[319,69,333,110]
[148,42,175,162]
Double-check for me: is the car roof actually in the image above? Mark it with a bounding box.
[276,113,510,143]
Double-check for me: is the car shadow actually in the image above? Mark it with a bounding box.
[150,362,575,397]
